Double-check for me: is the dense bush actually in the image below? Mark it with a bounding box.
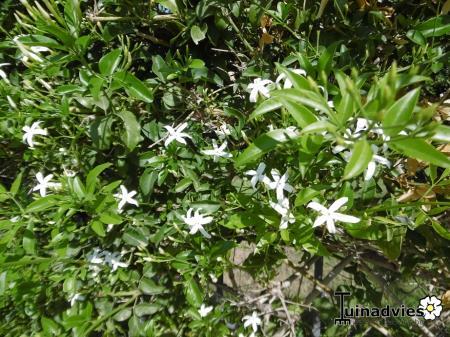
[0,1,449,336]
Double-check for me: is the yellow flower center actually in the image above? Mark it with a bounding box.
[426,304,434,312]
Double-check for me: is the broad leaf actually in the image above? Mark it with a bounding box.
[343,139,373,180]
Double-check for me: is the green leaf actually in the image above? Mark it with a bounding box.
[249,98,283,120]
[431,125,450,143]
[134,303,160,317]
[72,176,86,199]
[431,221,450,240]
[406,30,426,46]
[295,187,322,206]
[389,139,450,168]
[64,0,82,35]
[0,271,7,296]
[41,316,61,336]
[113,308,132,322]
[139,278,165,295]
[90,116,114,150]
[271,89,331,115]
[383,88,420,136]
[99,49,122,76]
[91,220,106,237]
[123,227,149,247]
[22,229,36,255]
[224,212,263,229]
[86,163,111,194]
[26,196,60,213]
[184,277,203,307]
[190,25,206,45]
[117,111,141,151]
[99,212,123,225]
[10,171,23,196]
[114,71,153,103]
[279,98,318,128]
[235,128,299,166]
[140,169,158,196]
[343,139,373,180]
[415,15,450,37]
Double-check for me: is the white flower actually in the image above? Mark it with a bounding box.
[182,208,213,239]
[104,251,128,271]
[364,145,391,181]
[307,197,360,234]
[69,293,85,306]
[275,68,306,89]
[419,296,442,320]
[86,248,104,276]
[33,172,60,197]
[354,118,370,134]
[270,197,295,229]
[114,185,139,212]
[247,78,273,103]
[164,122,192,147]
[198,304,213,317]
[22,121,48,148]
[245,163,270,190]
[215,123,231,139]
[242,311,261,332]
[201,140,232,161]
[86,249,128,273]
[267,169,294,201]
[0,63,10,84]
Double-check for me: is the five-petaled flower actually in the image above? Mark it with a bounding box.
[114,185,139,212]
[201,140,232,162]
[182,208,213,239]
[270,197,295,229]
[22,121,48,148]
[242,311,262,332]
[198,304,213,317]
[33,172,60,197]
[245,162,270,190]
[307,197,360,234]
[419,296,442,320]
[164,122,192,147]
[267,169,294,201]
[247,78,273,103]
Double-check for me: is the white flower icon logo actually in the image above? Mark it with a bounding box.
[419,296,442,320]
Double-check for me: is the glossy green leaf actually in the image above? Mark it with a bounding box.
[99,49,122,76]
[10,171,23,196]
[389,138,450,168]
[117,111,141,151]
[91,220,106,237]
[190,25,206,45]
[249,98,283,120]
[383,88,420,136]
[114,71,153,103]
[86,163,111,194]
[415,16,450,37]
[235,128,299,166]
[343,139,373,180]
[184,277,203,307]
[26,196,60,213]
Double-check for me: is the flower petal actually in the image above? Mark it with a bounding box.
[329,197,348,212]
